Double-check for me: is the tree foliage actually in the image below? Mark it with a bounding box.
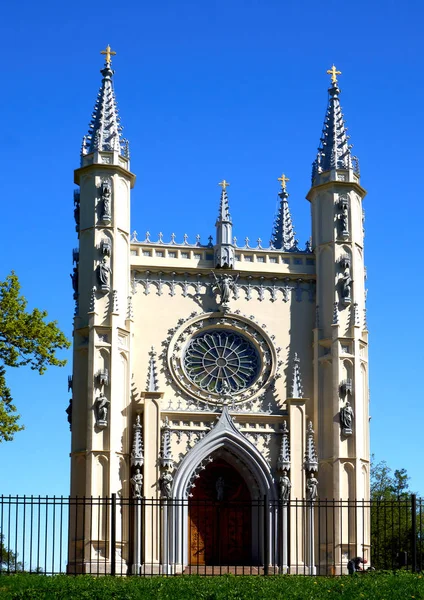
[0,272,70,442]
[370,455,422,570]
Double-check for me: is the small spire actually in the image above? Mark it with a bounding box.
[82,46,128,160]
[272,174,296,251]
[127,295,134,321]
[312,65,359,184]
[88,286,96,313]
[146,347,159,392]
[131,414,144,467]
[304,421,318,473]
[277,420,291,472]
[291,353,304,398]
[215,180,234,268]
[332,301,339,325]
[111,290,119,314]
[160,417,174,469]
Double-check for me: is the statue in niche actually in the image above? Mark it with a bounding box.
[101,180,112,221]
[212,272,239,307]
[66,398,72,431]
[98,257,111,291]
[279,473,291,503]
[131,468,143,498]
[95,392,110,428]
[339,257,352,303]
[216,476,225,501]
[70,267,78,299]
[340,400,354,436]
[306,474,318,501]
[159,471,173,498]
[339,196,349,237]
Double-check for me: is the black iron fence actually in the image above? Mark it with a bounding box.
[0,495,422,576]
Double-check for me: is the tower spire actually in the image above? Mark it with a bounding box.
[215,180,234,269]
[272,174,296,251]
[81,46,129,160]
[311,66,359,185]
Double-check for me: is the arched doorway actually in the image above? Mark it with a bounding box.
[188,458,252,565]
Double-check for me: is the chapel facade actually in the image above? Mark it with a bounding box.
[68,49,370,574]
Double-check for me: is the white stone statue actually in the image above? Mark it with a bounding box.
[131,468,143,498]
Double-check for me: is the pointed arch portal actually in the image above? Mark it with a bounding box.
[167,407,278,569]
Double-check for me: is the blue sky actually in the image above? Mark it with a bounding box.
[1,0,423,496]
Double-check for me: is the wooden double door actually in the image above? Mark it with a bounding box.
[188,459,252,565]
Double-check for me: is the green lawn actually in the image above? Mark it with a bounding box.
[0,573,423,599]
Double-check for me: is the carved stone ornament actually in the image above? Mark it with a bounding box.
[279,473,291,502]
[340,400,354,436]
[95,393,110,428]
[306,474,318,501]
[159,472,173,498]
[100,238,112,257]
[211,272,239,309]
[65,398,72,431]
[131,468,143,498]
[166,312,277,406]
[98,257,111,293]
[100,179,112,223]
[96,368,109,387]
[339,255,352,304]
[338,195,349,238]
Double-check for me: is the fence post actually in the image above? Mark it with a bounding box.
[263,494,269,575]
[111,494,116,576]
[411,494,417,572]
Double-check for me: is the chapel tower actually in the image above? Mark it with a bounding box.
[70,45,135,507]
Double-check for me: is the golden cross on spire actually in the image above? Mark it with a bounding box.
[327,64,341,84]
[100,44,116,66]
[277,173,290,191]
[218,179,230,191]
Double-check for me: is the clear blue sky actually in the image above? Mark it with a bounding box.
[1,0,423,496]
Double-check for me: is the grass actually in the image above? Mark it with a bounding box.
[0,572,423,599]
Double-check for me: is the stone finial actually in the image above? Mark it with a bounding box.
[290,353,304,398]
[277,420,291,472]
[88,287,96,313]
[215,182,234,269]
[111,290,119,314]
[332,301,339,325]
[127,295,134,321]
[304,421,318,473]
[160,417,174,470]
[146,347,159,392]
[131,414,144,467]
[271,179,297,251]
[353,302,360,326]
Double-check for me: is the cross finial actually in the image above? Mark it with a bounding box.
[218,179,230,191]
[100,44,117,66]
[327,64,341,84]
[277,173,290,191]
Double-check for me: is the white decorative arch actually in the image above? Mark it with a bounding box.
[172,406,277,500]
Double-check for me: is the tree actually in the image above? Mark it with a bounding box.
[370,455,422,570]
[0,533,22,572]
[0,272,70,442]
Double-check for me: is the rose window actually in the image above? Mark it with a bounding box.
[184,330,259,393]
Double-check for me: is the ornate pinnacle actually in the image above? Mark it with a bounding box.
[277,420,291,472]
[81,47,129,160]
[88,286,96,313]
[111,290,119,314]
[146,347,159,392]
[291,353,304,398]
[332,301,339,325]
[304,421,318,473]
[131,414,144,467]
[272,176,296,251]
[160,416,174,470]
[311,66,358,184]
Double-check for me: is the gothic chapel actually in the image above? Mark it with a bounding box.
[68,48,370,574]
